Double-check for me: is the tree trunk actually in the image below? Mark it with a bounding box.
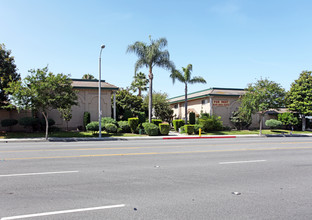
[42,111,49,141]
[302,114,306,131]
[184,83,188,125]
[259,113,263,136]
[138,88,141,97]
[148,68,153,123]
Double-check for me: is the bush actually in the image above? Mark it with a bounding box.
[83,112,91,129]
[179,126,185,134]
[86,121,103,134]
[189,112,196,125]
[118,121,131,133]
[137,112,146,125]
[123,109,133,121]
[19,117,40,129]
[40,118,55,127]
[142,122,159,136]
[172,119,185,131]
[105,123,118,133]
[128,118,139,133]
[198,115,223,132]
[184,125,195,135]
[194,124,204,134]
[101,117,118,126]
[1,119,18,127]
[159,123,170,135]
[152,119,162,126]
[265,119,283,129]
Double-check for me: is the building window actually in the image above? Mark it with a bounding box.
[201,99,208,105]
[174,104,178,109]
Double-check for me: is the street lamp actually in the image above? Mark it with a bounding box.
[99,44,105,138]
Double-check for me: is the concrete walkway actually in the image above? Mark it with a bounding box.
[1,131,311,143]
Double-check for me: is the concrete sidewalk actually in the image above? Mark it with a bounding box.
[1,130,312,143]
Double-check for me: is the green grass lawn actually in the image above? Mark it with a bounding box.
[0,129,311,139]
[0,131,146,139]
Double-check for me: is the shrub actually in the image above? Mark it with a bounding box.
[265,119,283,129]
[142,122,159,136]
[152,119,162,126]
[128,118,139,133]
[184,125,195,135]
[1,119,18,127]
[198,115,223,132]
[105,123,118,133]
[40,118,55,127]
[137,112,146,125]
[189,112,196,125]
[83,112,91,129]
[194,124,204,134]
[179,125,185,134]
[118,121,131,133]
[123,109,133,121]
[86,121,102,134]
[19,117,40,129]
[172,119,185,131]
[159,123,170,135]
[101,117,118,126]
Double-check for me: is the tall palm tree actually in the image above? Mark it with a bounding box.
[130,72,149,96]
[170,64,206,124]
[82,74,95,80]
[127,36,175,122]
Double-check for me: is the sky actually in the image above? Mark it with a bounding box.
[1,0,312,98]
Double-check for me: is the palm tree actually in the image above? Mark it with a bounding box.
[127,36,175,122]
[170,64,206,124]
[82,74,95,80]
[130,72,149,96]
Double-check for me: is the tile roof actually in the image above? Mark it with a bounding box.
[168,87,245,103]
[71,79,119,90]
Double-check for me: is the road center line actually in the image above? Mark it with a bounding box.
[0,170,79,177]
[219,160,267,164]
[1,204,126,220]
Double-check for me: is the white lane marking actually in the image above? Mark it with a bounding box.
[1,204,126,220]
[219,160,267,165]
[0,171,79,177]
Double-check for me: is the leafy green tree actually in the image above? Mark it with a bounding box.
[58,106,72,131]
[130,72,149,96]
[286,71,312,131]
[239,78,285,135]
[143,92,173,123]
[127,36,175,122]
[82,74,95,80]
[5,67,78,139]
[0,44,20,108]
[230,111,252,130]
[170,64,206,124]
[278,112,299,131]
[113,89,146,120]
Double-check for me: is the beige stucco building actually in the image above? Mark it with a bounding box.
[48,79,119,130]
[0,79,119,131]
[168,87,274,128]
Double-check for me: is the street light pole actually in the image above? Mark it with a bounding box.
[99,45,105,138]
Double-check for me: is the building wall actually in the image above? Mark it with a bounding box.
[48,88,113,130]
[0,109,32,132]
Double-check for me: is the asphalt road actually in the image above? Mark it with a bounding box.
[1,137,312,219]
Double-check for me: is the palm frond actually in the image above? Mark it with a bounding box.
[189,76,207,84]
[170,69,185,84]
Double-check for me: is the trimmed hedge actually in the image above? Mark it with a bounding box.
[159,123,170,135]
[101,117,118,126]
[152,119,162,126]
[1,119,18,127]
[142,122,159,136]
[189,112,196,125]
[83,112,90,129]
[265,119,283,129]
[128,117,139,133]
[105,123,118,133]
[184,125,195,135]
[18,117,40,128]
[118,121,131,133]
[198,115,223,132]
[86,121,100,134]
[173,119,185,131]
